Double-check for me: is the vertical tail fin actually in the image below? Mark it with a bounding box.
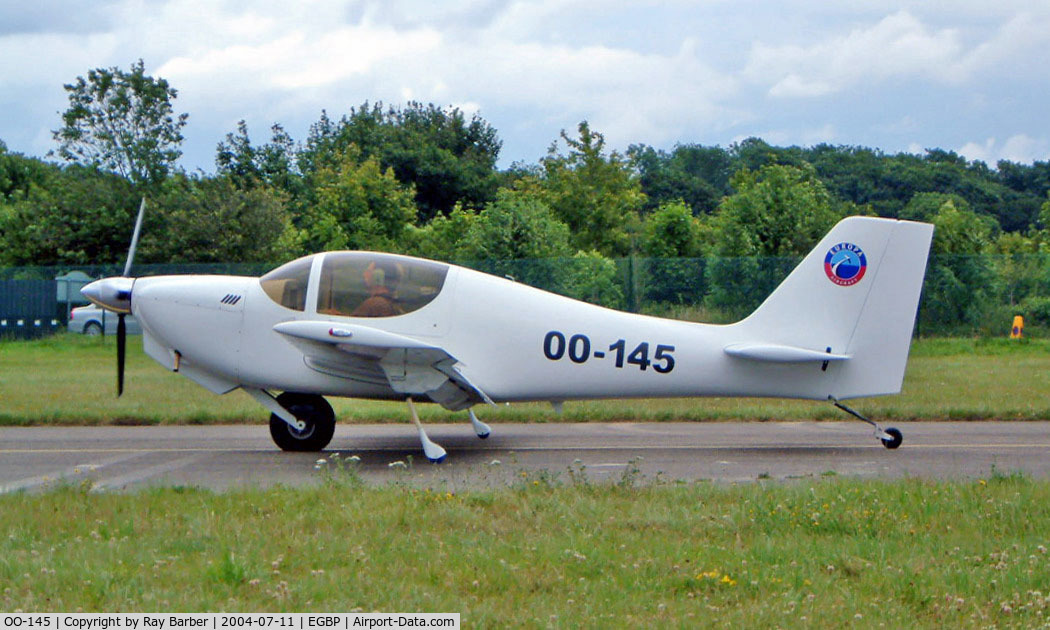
[732,217,933,399]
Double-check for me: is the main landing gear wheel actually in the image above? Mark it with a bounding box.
[269,392,336,452]
[880,427,903,450]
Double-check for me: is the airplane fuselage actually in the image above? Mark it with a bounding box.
[83,216,935,456]
[131,259,843,405]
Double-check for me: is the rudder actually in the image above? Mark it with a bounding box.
[730,216,933,400]
[833,219,934,398]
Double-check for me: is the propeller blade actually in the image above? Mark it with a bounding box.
[117,313,126,396]
[123,197,146,277]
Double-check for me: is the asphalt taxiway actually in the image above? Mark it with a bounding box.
[2,421,1049,492]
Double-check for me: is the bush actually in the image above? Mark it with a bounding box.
[561,250,625,309]
[1021,295,1050,326]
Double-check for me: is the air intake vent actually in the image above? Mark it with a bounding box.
[221,294,242,305]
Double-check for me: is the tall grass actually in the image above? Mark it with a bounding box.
[1,474,1048,627]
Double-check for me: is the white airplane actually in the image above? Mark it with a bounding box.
[82,203,933,462]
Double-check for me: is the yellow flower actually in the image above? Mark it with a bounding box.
[696,570,735,586]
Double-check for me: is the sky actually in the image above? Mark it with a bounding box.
[1,1,1049,173]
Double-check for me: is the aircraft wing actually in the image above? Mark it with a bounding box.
[272,320,493,411]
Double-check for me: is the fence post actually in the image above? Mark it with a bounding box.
[626,256,637,312]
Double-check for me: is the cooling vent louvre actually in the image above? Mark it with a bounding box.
[220,294,242,305]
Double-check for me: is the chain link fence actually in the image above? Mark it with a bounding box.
[2,253,1047,339]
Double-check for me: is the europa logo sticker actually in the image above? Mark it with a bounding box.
[824,242,867,286]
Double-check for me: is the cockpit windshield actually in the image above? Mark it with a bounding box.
[259,255,314,311]
[316,252,449,318]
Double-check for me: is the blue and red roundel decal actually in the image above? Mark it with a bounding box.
[824,242,867,286]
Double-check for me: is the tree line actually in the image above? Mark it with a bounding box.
[2,61,1050,331]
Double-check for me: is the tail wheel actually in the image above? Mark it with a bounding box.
[269,392,336,452]
[881,427,903,450]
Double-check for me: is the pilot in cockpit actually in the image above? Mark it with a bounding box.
[351,261,404,317]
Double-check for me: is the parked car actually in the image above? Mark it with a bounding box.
[68,304,142,335]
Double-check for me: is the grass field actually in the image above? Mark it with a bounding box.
[1,473,1048,626]
[4,336,1049,625]
[1,334,1048,426]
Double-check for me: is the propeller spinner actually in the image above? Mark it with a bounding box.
[80,197,146,396]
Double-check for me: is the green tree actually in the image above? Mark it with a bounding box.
[215,120,301,197]
[805,144,1035,231]
[301,147,417,253]
[929,198,999,255]
[993,194,1050,326]
[0,140,11,198]
[1,142,55,202]
[0,165,137,266]
[730,137,806,173]
[642,200,703,258]
[136,175,299,264]
[408,189,624,306]
[919,198,999,331]
[705,163,842,316]
[540,121,645,257]
[458,190,572,262]
[1033,194,1050,240]
[900,191,972,222]
[561,250,625,308]
[640,200,706,305]
[806,144,902,217]
[630,143,733,216]
[989,231,1045,310]
[453,189,573,291]
[300,102,501,221]
[52,60,188,188]
[709,163,841,257]
[406,206,478,262]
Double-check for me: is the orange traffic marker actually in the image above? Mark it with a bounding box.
[1010,315,1024,339]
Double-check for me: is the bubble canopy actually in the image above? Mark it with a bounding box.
[259,252,450,317]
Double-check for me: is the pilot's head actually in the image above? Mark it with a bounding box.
[364,261,401,291]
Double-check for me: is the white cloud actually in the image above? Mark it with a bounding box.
[953,11,1050,80]
[2,1,1049,170]
[0,32,119,89]
[82,0,722,167]
[958,138,998,163]
[158,25,442,92]
[746,11,964,98]
[767,74,836,99]
[958,135,1048,164]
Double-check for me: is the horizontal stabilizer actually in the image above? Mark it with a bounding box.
[724,343,850,363]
